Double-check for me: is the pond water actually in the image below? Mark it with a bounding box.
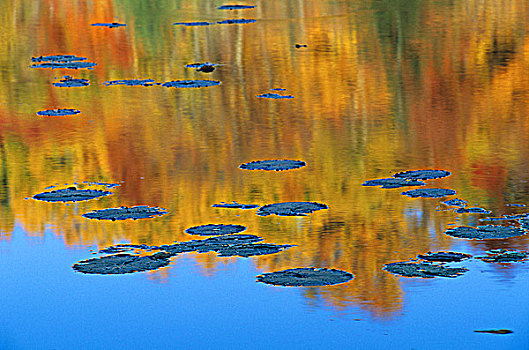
[1,0,529,348]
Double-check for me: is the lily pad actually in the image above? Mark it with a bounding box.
[257,93,294,99]
[455,207,491,214]
[442,198,467,207]
[444,225,526,240]
[31,55,87,62]
[256,202,328,217]
[82,206,168,221]
[217,18,256,24]
[53,76,90,87]
[393,169,451,180]
[417,251,472,262]
[362,178,425,189]
[104,79,155,86]
[239,159,306,171]
[476,249,529,263]
[506,203,526,207]
[480,214,529,222]
[185,224,247,236]
[98,244,156,254]
[256,267,353,286]
[401,188,456,198]
[33,187,112,202]
[474,329,513,335]
[384,262,467,278]
[91,22,126,28]
[173,22,213,26]
[160,234,263,254]
[218,5,256,10]
[216,243,292,257]
[212,202,259,209]
[162,80,221,88]
[270,88,287,91]
[72,252,173,274]
[185,62,217,72]
[31,55,97,69]
[36,109,81,116]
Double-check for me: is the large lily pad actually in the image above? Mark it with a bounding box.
[162,80,221,88]
[362,178,425,189]
[417,251,472,262]
[73,252,173,274]
[239,159,306,171]
[31,55,97,69]
[104,79,155,86]
[401,188,456,198]
[217,19,256,24]
[444,225,526,240]
[256,267,353,286]
[160,234,263,254]
[256,202,328,217]
[53,76,89,87]
[212,202,259,209]
[37,109,81,116]
[393,169,451,180]
[476,249,529,263]
[384,262,467,278]
[185,224,246,236]
[33,187,112,202]
[82,206,168,221]
[455,207,491,214]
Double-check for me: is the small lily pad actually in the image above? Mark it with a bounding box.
[33,187,112,202]
[476,249,529,263]
[384,261,467,278]
[104,79,155,86]
[444,225,526,240]
[455,207,491,214]
[82,206,168,221]
[185,224,247,236]
[256,202,328,216]
[257,93,294,99]
[185,62,217,72]
[393,169,451,180]
[53,76,90,87]
[270,88,287,91]
[173,22,213,26]
[474,329,513,335]
[217,18,256,24]
[37,109,81,116]
[417,251,472,262]
[362,178,425,189]
[401,188,456,198]
[212,202,259,209]
[256,267,353,286]
[73,252,173,274]
[239,159,306,171]
[442,198,467,207]
[506,203,525,207]
[91,22,126,28]
[218,5,256,10]
[99,244,156,254]
[31,55,87,62]
[162,80,221,88]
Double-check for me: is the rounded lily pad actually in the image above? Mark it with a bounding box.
[393,169,451,180]
[33,187,112,202]
[257,93,294,99]
[212,202,259,209]
[444,225,526,240]
[384,262,467,278]
[173,22,213,26]
[362,178,425,189]
[417,251,472,262]
[256,267,353,286]
[162,80,221,88]
[53,76,90,87]
[442,198,467,207]
[37,109,81,116]
[72,252,173,274]
[239,159,306,171]
[217,19,256,24]
[218,5,256,10]
[256,202,328,217]
[82,206,168,221]
[104,79,155,86]
[455,207,491,214]
[185,224,247,236]
[91,22,126,28]
[160,234,263,254]
[401,188,456,198]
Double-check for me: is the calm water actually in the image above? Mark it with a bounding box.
[1,0,529,348]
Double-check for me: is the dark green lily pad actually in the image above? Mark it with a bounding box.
[256,202,328,217]
[362,178,425,189]
[212,201,259,209]
[384,262,467,278]
[401,188,456,198]
[218,5,256,10]
[393,169,451,180]
[31,55,87,62]
[31,55,97,69]
[37,109,81,116]
[53,76,90,87]
[239,159,306,171]
[270,88,287,91]
[72,252,173,274]
[442,198,467,207]
[91,22,126,28]
[480,214,529,222]
[476,249,529,263]
[217,18,256,24]
[160,234,263,254]
[33,187,112,202]
[257,93,294,99]
[417,251,472,262]
[455,207,491,214]
[185,62,217,72]
[173,22,213,26]
[82,206,168,221]
[216,243,292,257]
[162,80,221,88]
[104,79,155,86]
[444,225,526,240]
[256,267,353,286]
[99,244,157,254]
[474,329,513,335]
[185,224,246,236]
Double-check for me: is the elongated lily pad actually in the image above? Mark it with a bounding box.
[384,262,467,278]
[442,198,467,207]
[82,206,168,221]
[476,249,529,263]
[239,159,306,171]
[32,55,87,62]
[216,243,292,257]
[362,178,425,189]
[270,88,287,91]
[256,202,328,216]
[455,207,491,214]
[53,76,90,87]
[33,187,112,202]
[217,18,256,24]
[474,329,513,334]
[257,93,294,99]
[173,22,213,26]
[91,22,126,28]
[212,202,259,209]
[99,244,156,254]
[393,169,451,180]
[417,251,472,262]
[160,234,263,254]
[506,203,525,207]
[480,214,529,222]
[444,225,526,240]
[104,79,155,86]
[256,267,353,286]
[401,188,456,198]
[185,62,217,72]
[31,55,97,69]
[37,109,81,116]
[185,224,246,236]
[218,5,256,10]
[162,80,221,88]
[73,252,173,274]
